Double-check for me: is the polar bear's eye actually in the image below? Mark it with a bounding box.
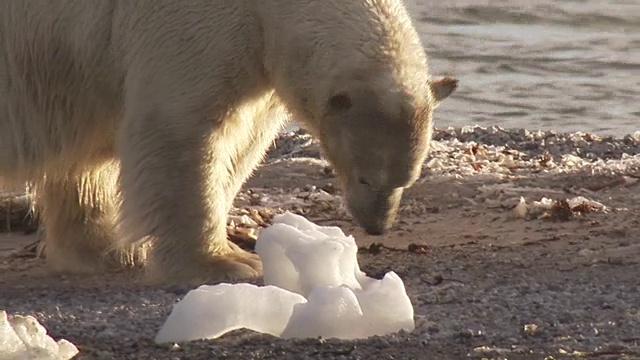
[328,93,352,111]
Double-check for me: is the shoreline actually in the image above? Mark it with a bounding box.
[268,124,640,165]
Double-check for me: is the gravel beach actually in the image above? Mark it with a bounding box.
[2,127,640,359]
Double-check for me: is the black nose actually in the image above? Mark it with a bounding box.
[358,177,370,186]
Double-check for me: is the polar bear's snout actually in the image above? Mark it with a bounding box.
[344,180,404,236]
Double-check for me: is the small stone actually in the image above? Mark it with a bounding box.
[523,323,540,336]
[513,197,528,219]
[577,248,595,257]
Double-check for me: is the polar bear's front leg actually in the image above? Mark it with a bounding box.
[116,106,263,286]
[222,92,289,206]
[37,160,145,273]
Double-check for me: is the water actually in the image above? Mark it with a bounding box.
[288,1,639,137]
[410,0,640,136]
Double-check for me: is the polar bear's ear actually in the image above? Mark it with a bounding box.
[328,92,353,112]
[429,76,458,104]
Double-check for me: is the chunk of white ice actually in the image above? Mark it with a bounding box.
[281,271,414,340]
[155,283,306,343]
[0,310,79,360]
[155,211,415,343]
[257,211,369,297]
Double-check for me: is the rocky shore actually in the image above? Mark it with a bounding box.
[2,126,640,359]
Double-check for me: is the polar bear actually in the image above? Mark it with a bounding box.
[0,0,456,285]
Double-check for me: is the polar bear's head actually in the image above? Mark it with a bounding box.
[313,69,457,235]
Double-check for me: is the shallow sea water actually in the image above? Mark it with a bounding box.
[289,1,639,136]
[413,0,640,136]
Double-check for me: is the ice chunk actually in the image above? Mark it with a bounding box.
[282,285,364,340]
[352,271,415,336]
[272,211,345,237]
[256,212,366,297]
[0,310,79,360]
[155,283,306,343]
[281,272,414,340]
[155,211,415,343]
[513,196,528,218]
[0,311,26,358]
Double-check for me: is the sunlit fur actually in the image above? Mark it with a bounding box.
[0,0,455,285]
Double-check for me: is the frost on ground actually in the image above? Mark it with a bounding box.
[0,310,78,360]
[155,212,414,343]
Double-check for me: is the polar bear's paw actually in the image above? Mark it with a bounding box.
[146,242,263,287]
